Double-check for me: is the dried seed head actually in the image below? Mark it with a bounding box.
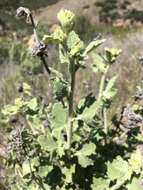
[16,7,31,22]
[120,106,143,129]
[31,41,48,57]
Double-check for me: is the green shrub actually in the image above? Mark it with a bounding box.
[125,9,143,22]
[1,7,143,190]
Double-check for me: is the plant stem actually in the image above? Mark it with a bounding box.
[98,65,109,101]
[29,13,39,44]
[67,60,76,149]
[98,65,109,134]
[103,107,108,134]
[40,55,51,74]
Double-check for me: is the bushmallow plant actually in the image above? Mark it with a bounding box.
[1,7,143,190]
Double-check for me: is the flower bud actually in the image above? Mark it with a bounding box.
[52,26,66,42]
[57,9,75,30]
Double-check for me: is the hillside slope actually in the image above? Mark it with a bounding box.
[35,0,98,25]
[35,0,143,26]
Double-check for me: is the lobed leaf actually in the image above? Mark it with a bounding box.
[92,53,106,73]
[80,100,103,123]
[76,143,96,168]
[127,178,143,190]
[62,165,75,183]
[67,31,84,56]
[83,39,106,56]
[91,177,110,190]
[103,76,117,100]
[107,156,132,181]
[37,132,57,152]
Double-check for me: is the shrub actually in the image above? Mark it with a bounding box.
[1,7,143,190]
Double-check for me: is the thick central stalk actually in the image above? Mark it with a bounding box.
[67,61,76,149]
[98,65,109,101]
[98,65,109,134]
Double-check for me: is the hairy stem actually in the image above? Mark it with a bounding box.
[67,61,76,149]
[98,66,109,133]
[98,65,109,101]
[103,107,108,134]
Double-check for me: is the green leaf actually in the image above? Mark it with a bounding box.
[31,157,39,168]
[43,26,66,43]
[80,100,103,122]
[52,103,67,126]
[15,98,25,109]
[43,34,54,43]
[78,156,94,168]
[10,185,19,190]
[128,149,143,174]
[67,31,84,56]
[43,184,51,190]
[23,82,32,96]
[83,39,106,56]
[27,98,38,111]
[103,76,117,100]
[92,54,106,73]
[51,103,68,137]
[28,182,40,190]
[127,178,143,190]
[37,132,57,152]
[91,177,110,190]
[22,160,32,176]
[105,48,122,64]
[52,77,68,100]
[27,115,44,134]
[76,143,96,156]
[2,105,20,117]
[22,158,39,177]
[59,44,70,64]
[62,165,75,183]
[52,26,66,42]
[76,143,96,168]
[38,166,53,177]
[2,98,24,117]
[107,156,132,181]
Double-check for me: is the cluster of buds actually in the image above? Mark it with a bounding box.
[57,9,75,30]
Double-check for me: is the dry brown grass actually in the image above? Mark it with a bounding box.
[35,0,98,25]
